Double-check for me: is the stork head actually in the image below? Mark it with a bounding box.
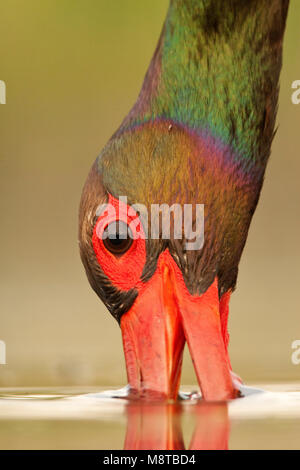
[79,120,259,401]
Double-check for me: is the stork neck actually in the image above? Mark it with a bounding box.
[122,0,287,165]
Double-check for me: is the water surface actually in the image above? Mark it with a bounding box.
[0,383,299,450]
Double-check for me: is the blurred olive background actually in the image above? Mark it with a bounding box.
[0,0,299,388]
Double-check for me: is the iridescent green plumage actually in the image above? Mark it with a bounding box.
[120,0,289,167]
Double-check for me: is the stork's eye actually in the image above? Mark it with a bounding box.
[102,221,133,255]
[92,194,146,290]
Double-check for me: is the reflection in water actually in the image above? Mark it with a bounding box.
[0,385,300,449]
[124,401,229,450]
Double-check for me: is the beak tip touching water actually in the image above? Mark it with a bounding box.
[121,250,238,402]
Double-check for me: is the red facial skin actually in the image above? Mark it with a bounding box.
[93,195,237,401]
[92,195,146,291]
